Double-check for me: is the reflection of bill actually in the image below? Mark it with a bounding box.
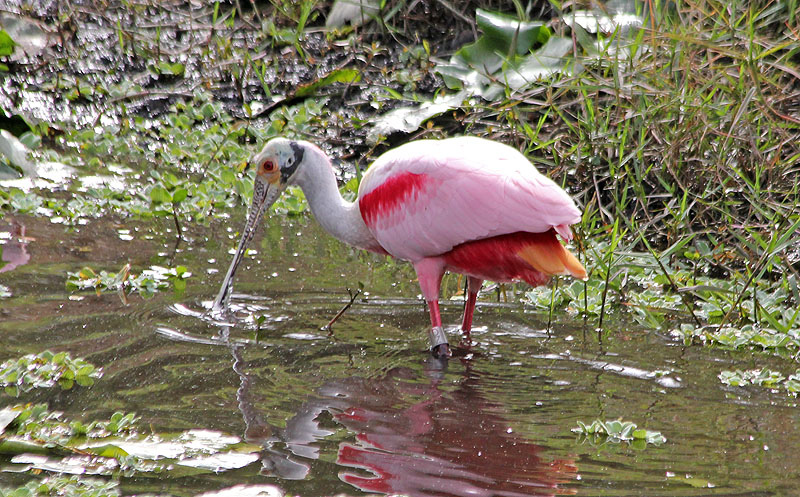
[232,346,576,497]
[0,220,31,273]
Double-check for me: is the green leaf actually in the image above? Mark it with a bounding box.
[19,131,41,150]
[474,9,550,56]
[436,10,572,100]
[85,443,130,458]
[0,407,20,434]
[0,438,50,456]
[220,168,236,184]
[382,86,404,99]
[604,420,622,435]
[295,68,361,97]
[573,419,665,446]
[452,9,550,73]
[171,187,188,204]
[201,102,216,119]
[52,351,67,364]
[75,375,95,387]
[149,186,172,204]
[500,36,574,91]
[0,30,15,57]
[157,61,185,76]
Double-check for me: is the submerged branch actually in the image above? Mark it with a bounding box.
[322,288,362,333]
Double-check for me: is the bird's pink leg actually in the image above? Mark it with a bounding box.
[412,258,450,358]
[460,277,483,337]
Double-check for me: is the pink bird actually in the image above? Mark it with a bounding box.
[213,136,586,358]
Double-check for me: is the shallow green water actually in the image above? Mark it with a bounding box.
[1,213,798,496]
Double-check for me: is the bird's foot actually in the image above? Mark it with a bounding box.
[431,343,451,358]
[428,326,450,358]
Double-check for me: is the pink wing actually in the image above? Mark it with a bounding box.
[358,137,581,262]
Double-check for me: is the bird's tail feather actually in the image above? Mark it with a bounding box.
[518,232,587,280]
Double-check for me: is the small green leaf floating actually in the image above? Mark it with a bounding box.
[66,263,191,298]
[573,419,666,448]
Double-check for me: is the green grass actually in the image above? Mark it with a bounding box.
[476,0,800,349]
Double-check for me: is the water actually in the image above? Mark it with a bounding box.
[1,213,798,496]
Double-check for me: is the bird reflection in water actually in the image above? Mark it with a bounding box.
[230,344,576,497]
[0,219,31,273]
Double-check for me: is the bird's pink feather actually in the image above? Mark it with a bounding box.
[358,137,580,262]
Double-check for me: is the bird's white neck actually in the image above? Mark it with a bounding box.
[294,143,379,252]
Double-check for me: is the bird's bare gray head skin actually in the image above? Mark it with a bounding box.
[247,138,308,231]
[211,138,306,312]
[252,138,305,187]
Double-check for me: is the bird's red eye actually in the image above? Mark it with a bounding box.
[261,160,275,173]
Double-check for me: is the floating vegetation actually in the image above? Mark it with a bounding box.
[66,264,191,298]
[673,324,800,358]
[0,403,260,479]
[437,9,565,99]
[573,419,666,448]
[0,351,101,396]
[0,475,123,497]
[719,369,800,396]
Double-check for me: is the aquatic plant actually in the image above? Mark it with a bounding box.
[719,368,800,396]
[0,476,122,497]
[0,351,100,397]
[66,264,191,298]
[573,419,666,448]
[0,403,261,479]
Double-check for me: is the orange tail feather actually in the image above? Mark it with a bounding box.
[518,233,587,280]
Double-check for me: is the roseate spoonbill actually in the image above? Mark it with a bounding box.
[213,136,586,358]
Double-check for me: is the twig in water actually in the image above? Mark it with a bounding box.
[322,288,362,333]
[172,205,183,240]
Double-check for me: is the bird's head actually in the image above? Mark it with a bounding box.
[246,137,308,225]
[210,138,309,311]
[251,137,306,202]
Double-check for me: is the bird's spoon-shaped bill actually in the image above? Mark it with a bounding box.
[211,177,279,313]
